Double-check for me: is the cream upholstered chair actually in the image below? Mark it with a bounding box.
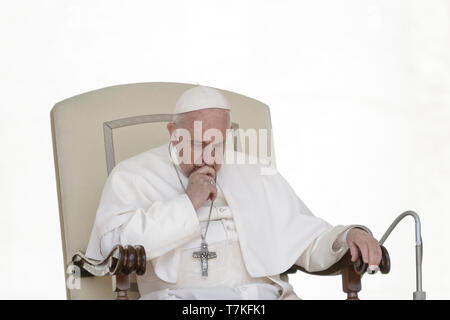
[51,82,278,299]
[51,82,390,300]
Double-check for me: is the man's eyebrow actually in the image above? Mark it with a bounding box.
[190,138,223,142]
[190,140,224,146]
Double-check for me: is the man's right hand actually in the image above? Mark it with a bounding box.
[185,166,217,210]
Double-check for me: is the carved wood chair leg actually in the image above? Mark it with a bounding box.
[113,273,130,300]
[341,266,361,300]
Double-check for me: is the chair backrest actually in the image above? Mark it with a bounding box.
[51,82,274,299]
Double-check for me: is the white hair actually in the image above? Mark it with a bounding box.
[172,110,232,127]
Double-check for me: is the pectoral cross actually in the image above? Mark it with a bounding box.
[192,241,217,277]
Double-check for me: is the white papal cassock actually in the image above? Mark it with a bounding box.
[85,143,370,299]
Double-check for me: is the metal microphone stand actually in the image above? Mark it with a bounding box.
[378,210,426,300]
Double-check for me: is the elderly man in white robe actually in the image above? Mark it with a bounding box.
[85,85,382,300]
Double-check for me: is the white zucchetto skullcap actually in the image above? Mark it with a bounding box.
[174,85,231,114]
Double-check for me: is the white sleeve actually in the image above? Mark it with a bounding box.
[332,224,373,251]
[295,224,372,272]
[99,194,201,260]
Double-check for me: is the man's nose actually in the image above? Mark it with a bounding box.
[201,149,215,166]
[201,152,208,165]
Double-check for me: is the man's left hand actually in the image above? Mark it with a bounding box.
[346,228,382,273]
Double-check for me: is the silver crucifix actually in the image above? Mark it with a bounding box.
[192,241,217,277]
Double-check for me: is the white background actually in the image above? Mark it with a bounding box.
[0,0,449,299]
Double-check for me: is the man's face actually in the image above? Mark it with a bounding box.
[167,108,231,177]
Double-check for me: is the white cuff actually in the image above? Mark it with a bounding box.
[332,224,372,252]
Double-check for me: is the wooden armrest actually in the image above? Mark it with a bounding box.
[281,245,390,299]
[70,245,146,300]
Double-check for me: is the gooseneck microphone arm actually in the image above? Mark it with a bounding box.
[378,210,426,300]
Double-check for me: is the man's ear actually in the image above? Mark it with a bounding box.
[168,122,180,145]
[167,122,176,139]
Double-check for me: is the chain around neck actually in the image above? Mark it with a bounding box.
[168,142,216,242]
